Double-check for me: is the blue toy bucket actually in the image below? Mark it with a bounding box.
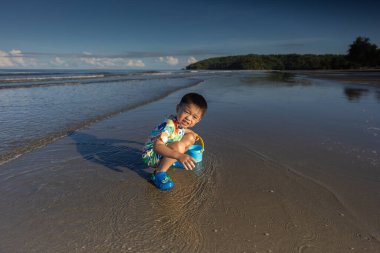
[172,136,205,168]
[186,144,203,162]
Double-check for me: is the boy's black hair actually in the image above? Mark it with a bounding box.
[179,93,208,114]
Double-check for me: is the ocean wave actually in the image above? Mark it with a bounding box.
[0,79,203,165]
[0,74,193,90]
[0,70,185,87]
[0,74,106,83]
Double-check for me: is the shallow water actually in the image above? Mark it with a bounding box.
[0,69,219,163]
[0,70,380,252]
[195,72,380,244]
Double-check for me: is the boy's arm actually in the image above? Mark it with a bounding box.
[153,139,182,160]
[153,139,196,170]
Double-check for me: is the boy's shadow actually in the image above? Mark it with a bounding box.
[69,132,150,180]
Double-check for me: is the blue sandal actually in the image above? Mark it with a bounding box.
[151,171,174,190]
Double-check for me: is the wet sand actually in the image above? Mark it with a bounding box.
[282,69,380,86]
[1,73,380,252]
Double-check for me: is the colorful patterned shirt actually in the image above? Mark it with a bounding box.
[142,115,185,167]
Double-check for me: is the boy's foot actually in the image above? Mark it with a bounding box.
[151,171,174,190]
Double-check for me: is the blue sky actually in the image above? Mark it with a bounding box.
[1,0,379,69]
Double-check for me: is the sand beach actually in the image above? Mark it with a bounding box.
[0,71,379,252]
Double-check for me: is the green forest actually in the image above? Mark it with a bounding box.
[186,37,380,70]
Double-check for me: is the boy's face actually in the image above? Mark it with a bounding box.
[176,103,203,129]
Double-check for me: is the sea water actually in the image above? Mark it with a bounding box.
[1,69,379,167]
[0,69,221,163]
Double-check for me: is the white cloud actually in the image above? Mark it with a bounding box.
[80,57,114,67]
[0,50,14,67]
[187,56,197,64]
[159,56,179,65]
[10,50,27,66]
[1,49,148,68]
[0,49,35,67]
[51,57,66,66]
[80,57,97,66]
[80,57,145,68]
[127,59,145,67]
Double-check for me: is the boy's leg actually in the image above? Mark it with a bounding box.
[156,133,196,172]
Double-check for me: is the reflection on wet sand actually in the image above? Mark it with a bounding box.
[343,87,380,102]
[376,91,380,101]
[344,87,370,102]
[240,71,312,86]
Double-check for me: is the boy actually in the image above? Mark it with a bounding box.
[142,93,207,190]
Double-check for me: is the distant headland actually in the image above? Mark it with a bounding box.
[186,37,380,70]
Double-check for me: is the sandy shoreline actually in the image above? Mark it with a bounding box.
[1,73,379,252]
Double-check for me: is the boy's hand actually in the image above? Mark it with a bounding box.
[178,154,196,170]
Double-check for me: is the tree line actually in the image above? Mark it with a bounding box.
[186,37,380,70]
